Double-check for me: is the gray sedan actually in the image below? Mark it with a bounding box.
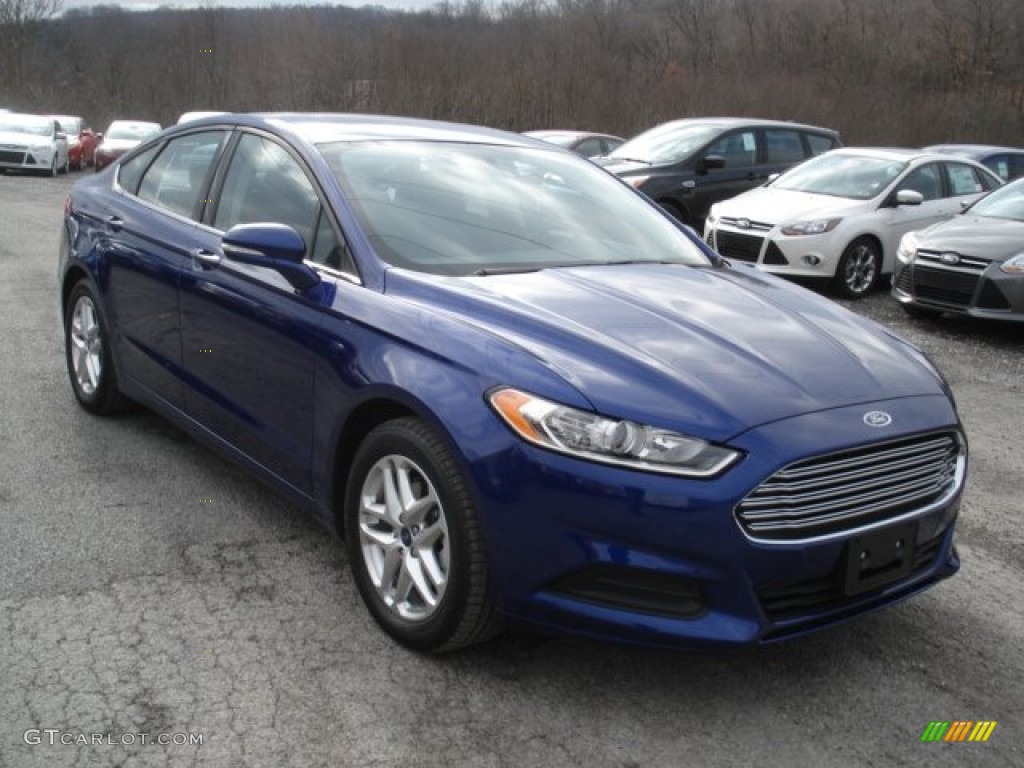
[893,177,1024,323]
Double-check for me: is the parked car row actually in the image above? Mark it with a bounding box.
[0,110,162,176]
[526,117,1020,319]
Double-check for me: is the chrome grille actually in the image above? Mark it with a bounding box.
[719,217,773,232]
[916,250,989,272]
[737,433,961,541]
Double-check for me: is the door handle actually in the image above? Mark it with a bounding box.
[105,215,123,232]
[191,248,222,269]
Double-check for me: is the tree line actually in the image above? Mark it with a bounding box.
[1,0,1021,147]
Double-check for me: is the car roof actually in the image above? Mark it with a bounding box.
[924,143,1022,156]
[650,117,838,135]
[108,119,161,129]
[524,130,620,140]
[828,146,991,163]
[211,113,537,147]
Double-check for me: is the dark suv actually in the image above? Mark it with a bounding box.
[600,117,841,227]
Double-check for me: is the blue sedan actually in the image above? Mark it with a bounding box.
[59,113,965,652]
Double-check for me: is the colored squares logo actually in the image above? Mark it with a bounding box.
[921,721,997,742]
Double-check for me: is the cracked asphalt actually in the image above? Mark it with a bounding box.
[1,173,1021,767]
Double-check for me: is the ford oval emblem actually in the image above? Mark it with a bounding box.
[864,411,892,427]
[940,252,961,266]
[736,218,751,230]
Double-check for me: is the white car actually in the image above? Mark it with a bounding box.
[0,113,69,176]
[704,148,1003,297]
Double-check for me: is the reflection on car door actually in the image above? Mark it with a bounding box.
[179,132,339,495]
[103,132,227,408]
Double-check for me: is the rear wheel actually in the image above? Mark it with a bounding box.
[64,282,132,415]
[344,418,499,652]
[833,238,880,299]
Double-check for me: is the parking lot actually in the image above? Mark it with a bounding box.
[1,172,1021,767]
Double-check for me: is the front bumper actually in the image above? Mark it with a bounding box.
[476,395,964,649]
[0,145,52,172]
[705,221,845,280]
[893,255,1024,323]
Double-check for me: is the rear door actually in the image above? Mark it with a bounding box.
[100,130,228,408]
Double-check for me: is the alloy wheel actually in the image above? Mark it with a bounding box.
[357,454,450,622]
[69,295,103,396]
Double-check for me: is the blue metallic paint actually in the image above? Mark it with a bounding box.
[59,114,964,650]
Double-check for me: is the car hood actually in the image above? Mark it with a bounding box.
[599,159,652,175]
[388,264,945,442]
[98,139,140,152]
[715,187,865,225]
[914,214,1024,262]
[0,130,49,146]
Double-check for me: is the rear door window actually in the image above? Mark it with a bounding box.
[763,129,806,164]
[136,131,227,219]
[945,162,986,196]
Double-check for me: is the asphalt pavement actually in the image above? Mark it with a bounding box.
[0,172,1021,768]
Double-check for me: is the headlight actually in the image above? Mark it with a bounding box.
[488,388,741,478]
[780,218,841,236]
[1000,253,1024,274]
[625,175,650,189]
[897,232,919,265]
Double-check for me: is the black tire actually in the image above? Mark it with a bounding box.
[48,154,58,177]
[344,417,499,652]
[833,237,880,299]
[658,200,691,226]
[64,281,132,415]
[61,154,70,174]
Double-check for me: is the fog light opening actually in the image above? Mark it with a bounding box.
[802,254,822,267]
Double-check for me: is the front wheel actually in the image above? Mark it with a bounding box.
[833,238,880,299]
[344,418,499,652]
[64,281,132,414]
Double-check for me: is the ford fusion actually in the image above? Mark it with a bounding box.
[59,114,965,652]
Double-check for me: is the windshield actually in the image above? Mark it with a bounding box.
[774,153,907,200]
[0,114,53,136]
[319,141,711,276]
[968,179,1024,221]
[606,122,722,165]
[54,117,81,134]
[107,123,160,141]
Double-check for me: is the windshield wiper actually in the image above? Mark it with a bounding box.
[611,157,652,165]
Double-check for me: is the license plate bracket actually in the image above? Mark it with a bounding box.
[843,521,917,596]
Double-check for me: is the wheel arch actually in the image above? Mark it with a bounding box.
[328,391,473,537]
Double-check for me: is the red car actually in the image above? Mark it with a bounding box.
[50,115,99,170]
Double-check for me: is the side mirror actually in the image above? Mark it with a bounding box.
[895,189,924,206]
[699,154,726,173]
[56,132,67,141]
[221,223,320,292]
[959,199,972,211]
[95,132,103,140]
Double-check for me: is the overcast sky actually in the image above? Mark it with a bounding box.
[62,0,439,11]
